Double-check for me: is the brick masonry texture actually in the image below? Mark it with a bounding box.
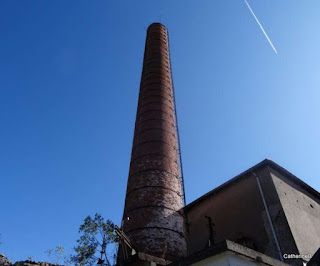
[121,23,187,262]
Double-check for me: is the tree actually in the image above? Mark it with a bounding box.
[45,246,66,265]
[71,213,118,266]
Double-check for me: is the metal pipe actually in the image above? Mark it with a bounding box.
[166,27,190,236]
[253,171,284,262]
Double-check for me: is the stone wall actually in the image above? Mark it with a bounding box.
[0,254,60,266]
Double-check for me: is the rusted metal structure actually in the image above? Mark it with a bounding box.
[120,22,187,262]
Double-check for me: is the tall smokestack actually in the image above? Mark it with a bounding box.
[121,23,187,262]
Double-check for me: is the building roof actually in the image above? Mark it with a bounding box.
[185,159,320,211]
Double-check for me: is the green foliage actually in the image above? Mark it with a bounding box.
[71,213,118,266]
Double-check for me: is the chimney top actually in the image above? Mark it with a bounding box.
[148,22,166,30]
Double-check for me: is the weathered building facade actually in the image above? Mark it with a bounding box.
[185,159,320,266]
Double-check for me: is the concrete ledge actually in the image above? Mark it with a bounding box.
[170,240,289,266]
[118,252,169,266]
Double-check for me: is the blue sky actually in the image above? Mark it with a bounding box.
[1,0,319,263]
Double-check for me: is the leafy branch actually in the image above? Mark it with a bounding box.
[71,213,118,266]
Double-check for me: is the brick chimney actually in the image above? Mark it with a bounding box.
[120,23,187,262]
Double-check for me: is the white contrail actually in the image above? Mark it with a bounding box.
[244,0,278,54]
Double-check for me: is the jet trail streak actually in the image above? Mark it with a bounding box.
[244,0,278,54]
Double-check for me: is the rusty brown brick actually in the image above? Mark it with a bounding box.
[120,23,187,262]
